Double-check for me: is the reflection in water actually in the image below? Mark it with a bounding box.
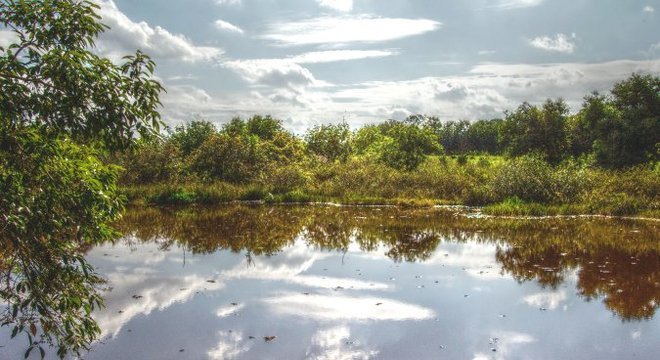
[115,205,659,321]
[264,293,435,321]
[306,325,378,360]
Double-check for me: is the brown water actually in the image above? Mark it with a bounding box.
[2,205,659,359]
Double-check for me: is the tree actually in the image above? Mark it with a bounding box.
[170,120,216,157]
[0,1,162,357]
[571,74,659,168]
[305,122,353,162]
[379,121,442,170]
[501,99,569,163]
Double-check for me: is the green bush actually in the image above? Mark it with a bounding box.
[492,155,555,203]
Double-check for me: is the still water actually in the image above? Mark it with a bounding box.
[3,205,660,359]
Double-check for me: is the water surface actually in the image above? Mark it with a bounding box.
[2,205,659,359]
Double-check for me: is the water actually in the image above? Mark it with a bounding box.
[2,205,659,359]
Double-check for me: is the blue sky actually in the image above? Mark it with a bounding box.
[45,1,660,130]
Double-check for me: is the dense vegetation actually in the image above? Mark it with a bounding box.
[118,74,659,217]
[1,0,162,358]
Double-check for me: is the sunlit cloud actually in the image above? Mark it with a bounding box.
[263,293,435,321]
[492,0,544,10]
[316,0,353,12]
[643,6,655,14]
[216,0,241,5]
[529,33,576,54]
[95,0,222,62]
[290,49,397,63]
[214,19,244,34]
[224,59,321,88]
[262,15,441,46]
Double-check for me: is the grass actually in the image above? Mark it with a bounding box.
[120,155,658,218]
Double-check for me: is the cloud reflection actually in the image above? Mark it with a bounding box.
[306,325,378,360]
[522,290,568,310]
[94,272,224,337]
[264,293,435,321]
[207,331,251,360]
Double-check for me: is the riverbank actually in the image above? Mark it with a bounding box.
[121,183,660,219]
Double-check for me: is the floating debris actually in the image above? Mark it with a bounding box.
[206,280,216,283]
[231,302,238,306]
[376,302,383,306]
[179,349,185,353]
[131,295,143,299]
[264,336,277,342]
[248,336,255,340]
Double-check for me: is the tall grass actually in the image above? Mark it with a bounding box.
[121,155,658,217]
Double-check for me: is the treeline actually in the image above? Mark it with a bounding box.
[116,74,659,215]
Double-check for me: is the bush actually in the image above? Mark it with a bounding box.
[492,155,555,203]
[266,164,310,193]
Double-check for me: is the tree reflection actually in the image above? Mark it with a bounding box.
[115,205,659,321]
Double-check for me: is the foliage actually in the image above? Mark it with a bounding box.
[305,122,352,163]
[0,0,162,357]
[573,74,659,168]
[492,155,556,203]
[501,99,569,163]
[377,121,443,170]
[170,120,216,157]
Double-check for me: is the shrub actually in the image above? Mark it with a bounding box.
[492,155,555,203]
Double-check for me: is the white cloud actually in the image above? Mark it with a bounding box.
[643,6,655,13]
[316,0,353,12]
[224,59,320,89]
[529,33,576,54]
[158,59,660,133]
[95,0,222,62]
[493,0,544,9]
[214,19,244,34]
[262,15,441,46]
[216,0,241,5]
[289,49,397,63]
[0,30,18,48]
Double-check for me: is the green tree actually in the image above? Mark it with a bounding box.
[0,0,162,357]
[190,133,266,183]
[501,99,569,163]
[305,122,353,162]
[571,74,659,168]
[170,120,216,157]
[379,121,442,170]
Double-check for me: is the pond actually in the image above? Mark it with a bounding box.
[2,205,659,359]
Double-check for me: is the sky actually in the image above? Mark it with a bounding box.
[34,1,660,131]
